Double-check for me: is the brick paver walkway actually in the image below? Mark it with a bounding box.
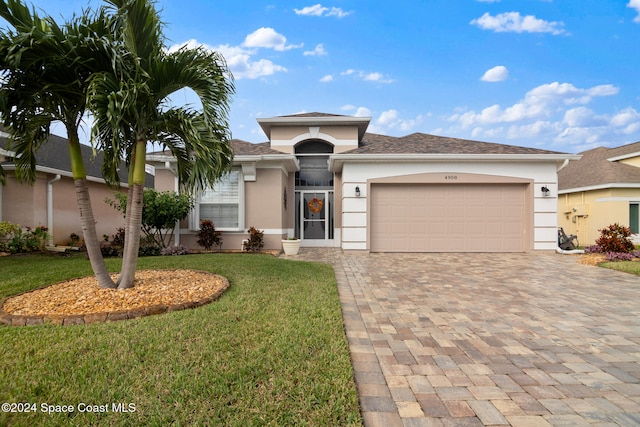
[283,249,640,427]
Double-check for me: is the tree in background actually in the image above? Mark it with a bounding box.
[107,189,194,248]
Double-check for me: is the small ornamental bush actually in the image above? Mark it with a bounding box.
[197,220,223,250]
[7,226,49,253]
[584,245,602,254]
[595,223,634,253]
[244,226,264,253]
[161,245,190,256]
[605,252,634,262]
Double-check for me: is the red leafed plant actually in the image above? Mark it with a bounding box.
[595,223,634,253]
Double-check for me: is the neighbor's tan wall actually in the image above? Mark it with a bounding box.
[2,172,47,229]
[559,188,640,246]
[2,172,125,245]
[52,177,126,244]
[619,157,640,168]
[153,169,177,192]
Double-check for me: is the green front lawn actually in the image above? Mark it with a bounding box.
[601,260,640,276]
[0,253,362,427]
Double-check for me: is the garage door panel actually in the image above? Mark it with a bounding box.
[370,183,527,252]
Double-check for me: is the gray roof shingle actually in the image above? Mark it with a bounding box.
[347,132,566,155]
[1,133,150,185]
[558,142,640,191]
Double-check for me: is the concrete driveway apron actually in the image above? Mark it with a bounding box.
[287,250,640,427]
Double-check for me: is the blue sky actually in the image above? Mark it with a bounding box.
[7,0,640,153]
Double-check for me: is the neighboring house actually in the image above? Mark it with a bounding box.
[558,141,640,246]
[149,112,578,253]
[0,131,145,246]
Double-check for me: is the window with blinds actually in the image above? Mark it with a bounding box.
[198,170,240,229]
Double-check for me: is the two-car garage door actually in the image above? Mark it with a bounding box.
[370,183,528,252]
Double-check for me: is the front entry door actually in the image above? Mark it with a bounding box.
[302,192,327,240]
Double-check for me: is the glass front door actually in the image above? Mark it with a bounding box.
[303,192,326,240]
[295,191,333,242]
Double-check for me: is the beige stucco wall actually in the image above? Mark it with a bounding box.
[2,171,125,245]
[270,126,359,154]
[559,188,640,246]
[170,165,294,251]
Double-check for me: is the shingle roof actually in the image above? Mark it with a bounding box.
[558,142,640,191]
[231,139,283,155]
[277,112,348,118]
[346,132,566,155]
[0,133,149,185]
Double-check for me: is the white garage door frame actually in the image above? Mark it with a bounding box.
[367,172,534,253]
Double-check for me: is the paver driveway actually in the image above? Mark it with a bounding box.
[288,250,640,427]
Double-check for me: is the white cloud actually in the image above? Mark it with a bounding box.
[341,105,372,117]
[319,74,333,82]
[169,39,287,80]
[445,82,640,150]
[629,0,640,23]
[294,4,352,18]
[367,109,424,134]
[471,12,567,35]
[340,69,394,83]
[242,27,302,51]
[480,65,509,82]
[354,107,372,117]
[304,43,327,56]
[449,82,619,128]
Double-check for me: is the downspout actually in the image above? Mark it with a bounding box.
[166,161,180,246]
[174,168,180,246]
[47,174,61,247]
[557,159,569,172]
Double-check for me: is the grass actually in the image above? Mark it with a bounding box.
[0,253,362,427]
[601,260,640,276]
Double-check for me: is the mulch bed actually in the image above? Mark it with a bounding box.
[0,269,229,326]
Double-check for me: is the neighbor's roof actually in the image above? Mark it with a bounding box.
[559,141,640,191]
[0,132,148,185]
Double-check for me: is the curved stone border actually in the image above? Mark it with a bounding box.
[0,271,230,327]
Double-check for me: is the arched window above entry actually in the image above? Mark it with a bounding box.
[294,139,333,154]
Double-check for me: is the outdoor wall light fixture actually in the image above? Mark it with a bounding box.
[541,186,550,196]
[355,186,361,197]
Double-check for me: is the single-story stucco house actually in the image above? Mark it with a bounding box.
[149,112,579,253]
[0,130,148,246]
[558,141,640,246]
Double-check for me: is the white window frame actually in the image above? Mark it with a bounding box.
[191,169,244,231]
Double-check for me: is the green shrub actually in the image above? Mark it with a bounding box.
[6,226,49,253]
[595,223,634,253]
[0,221,19,252]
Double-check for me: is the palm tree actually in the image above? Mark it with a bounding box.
[89,0,234,289]
[0,0,118,288]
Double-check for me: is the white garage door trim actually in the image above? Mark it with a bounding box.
[368,173,533,253]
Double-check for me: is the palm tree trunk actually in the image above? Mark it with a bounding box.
[117,138,146,289]
[68,132,116,289]
[116,182,134,287]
